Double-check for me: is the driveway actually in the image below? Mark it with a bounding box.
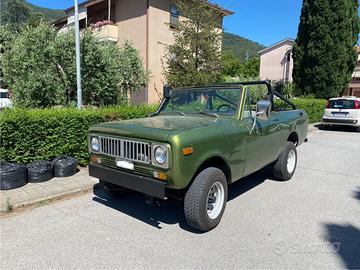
[1,128,359,269]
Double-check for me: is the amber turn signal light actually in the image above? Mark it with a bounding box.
[153,171,167,181]
[182,147,193,156]
[91,155,101,164]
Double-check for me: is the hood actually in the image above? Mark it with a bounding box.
[89,115,231,142]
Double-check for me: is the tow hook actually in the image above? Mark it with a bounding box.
[304,138,308,143]
[145,195,161,207]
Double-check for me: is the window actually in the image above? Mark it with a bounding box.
[287,52,291,62]
[243,85,269,119]
[0,92,9,99]
[162,87,241,116]
[170,4,180,28]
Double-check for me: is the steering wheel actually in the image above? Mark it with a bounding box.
[216,104,236,113]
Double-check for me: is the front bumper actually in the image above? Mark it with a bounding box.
[322,117,360,127]
[89,164,166,199]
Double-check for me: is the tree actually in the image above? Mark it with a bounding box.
[164,0,223,87]
[221,52,242,77]
[240,57,260,78]
[3,0,30,33]
[221,52,260,79]
[2,22,149,108]
[0,26,14,88]
[2,22,65,108]
[293,0,360,99]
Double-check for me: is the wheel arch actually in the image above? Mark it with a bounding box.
[287,131,299,146]
[188,156,232,189]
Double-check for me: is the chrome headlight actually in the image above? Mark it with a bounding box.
[154,146,167,164]
[152,144,169,168]
[90,136,100,152]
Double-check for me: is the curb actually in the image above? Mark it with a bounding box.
[308,122,321,133]
[0,185,94,215]
[0,168,97,215]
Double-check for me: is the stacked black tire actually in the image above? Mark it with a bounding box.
[27,161,54,183]
[0,157,78,190]
[52,157,78,177]
[0,162,27,190]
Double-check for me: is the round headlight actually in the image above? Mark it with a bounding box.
[91,137,100,151]
[154,146,167,164]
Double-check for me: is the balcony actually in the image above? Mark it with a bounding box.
[92,21,118,42]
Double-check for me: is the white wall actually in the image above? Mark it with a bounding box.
[259,41,294,82]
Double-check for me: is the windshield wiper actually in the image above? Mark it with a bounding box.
[199,111,219,117]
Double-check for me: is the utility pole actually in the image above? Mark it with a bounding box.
[108,0,111,21]
[74,0,82,109]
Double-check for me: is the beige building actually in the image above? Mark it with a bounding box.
[259,40,360,97]
[54,0,233,104]
[259,39,294,83]
[344,46,360,97]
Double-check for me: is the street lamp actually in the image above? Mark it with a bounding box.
[74,0,82,109]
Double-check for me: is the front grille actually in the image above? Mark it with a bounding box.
[100,136,151,164]
[101,156,152,176]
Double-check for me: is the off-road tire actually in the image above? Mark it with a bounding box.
[100,180,130,198]
[273,142,297,181]
[184,167,228,232]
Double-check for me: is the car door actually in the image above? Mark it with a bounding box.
[241,86,281,176]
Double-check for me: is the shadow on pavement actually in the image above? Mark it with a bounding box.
[323,223,360,269]
[228,164,277,201]
[92,165,276,232]
[353,187,360,201]
[317,124,359,133]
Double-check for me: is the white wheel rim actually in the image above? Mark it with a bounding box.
[206,181,225,220]
[287,150,296,173]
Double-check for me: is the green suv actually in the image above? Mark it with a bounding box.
[89,81,308,231]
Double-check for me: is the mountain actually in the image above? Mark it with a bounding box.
[0,0,65,22]
[222,32,265,62]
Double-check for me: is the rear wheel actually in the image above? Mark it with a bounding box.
[184,167,228,232]
[273,142,297,181]
[100,180,130,198]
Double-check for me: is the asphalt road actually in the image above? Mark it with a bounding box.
[1,128,359,269]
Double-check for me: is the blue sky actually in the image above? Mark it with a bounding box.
[28,0,355,47]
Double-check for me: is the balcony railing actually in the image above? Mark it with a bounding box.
[91,21,118,42]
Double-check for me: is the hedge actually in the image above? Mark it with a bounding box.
[0,106,156,166]
[275,98,327,123]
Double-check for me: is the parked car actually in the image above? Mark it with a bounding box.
[321,96,360,131]
[0,89,12,110]
[88,81,308,232]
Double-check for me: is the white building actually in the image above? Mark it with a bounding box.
[259,39,294,83]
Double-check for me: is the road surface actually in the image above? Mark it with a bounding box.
[1,128,359,269]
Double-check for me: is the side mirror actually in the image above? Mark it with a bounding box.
[255,100,272,121]
[163,85,172,99]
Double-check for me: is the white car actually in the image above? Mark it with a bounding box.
[321,96,360,130]
[0,89,12,110]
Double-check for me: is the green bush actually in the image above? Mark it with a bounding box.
[0,106,156,166]
[1,22,149,108]
[275,98,327,123]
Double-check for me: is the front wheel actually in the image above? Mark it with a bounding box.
[273,142,297,181]
[184,167,228,232]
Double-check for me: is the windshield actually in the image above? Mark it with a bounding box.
[161,87,242,116]
[330,99,355,109]
[0,92,9,99]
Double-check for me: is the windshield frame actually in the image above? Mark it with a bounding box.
[158,85,244,118]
